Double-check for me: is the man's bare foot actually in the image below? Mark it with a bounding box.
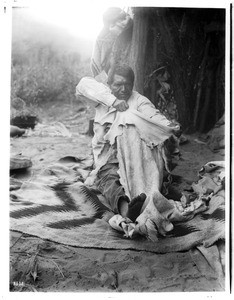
[118,194,146,221]
[127,193,146,222]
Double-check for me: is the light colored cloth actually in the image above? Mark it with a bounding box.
[26,122,72,137]
[104,109,176,148]
[113,125,174,239]
[107,124,177,239]
[116,125,166,198]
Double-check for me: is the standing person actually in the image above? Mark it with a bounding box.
[91,7,132,80]
[76,64,180,237]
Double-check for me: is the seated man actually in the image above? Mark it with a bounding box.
[76,64,180,238]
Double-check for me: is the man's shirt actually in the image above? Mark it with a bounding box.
[76,77,173,166]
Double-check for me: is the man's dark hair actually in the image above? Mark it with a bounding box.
[108,64,135,85]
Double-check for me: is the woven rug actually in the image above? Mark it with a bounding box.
[10,160,225,253]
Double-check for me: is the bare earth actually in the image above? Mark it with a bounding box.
[10,100,224,292]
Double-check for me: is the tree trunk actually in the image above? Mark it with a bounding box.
[129,8,149,94]
[158,13,191,130]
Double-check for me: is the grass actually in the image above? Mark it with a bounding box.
[11,40,91,108]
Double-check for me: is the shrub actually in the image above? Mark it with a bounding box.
[11,41,90,106]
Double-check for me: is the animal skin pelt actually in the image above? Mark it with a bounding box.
[115,125,176,238]
[112,125,224,241]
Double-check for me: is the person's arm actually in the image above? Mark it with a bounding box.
[76,77,129,111]
[137,96,170,124]
[137,95,181,133]
[76,77,116,107]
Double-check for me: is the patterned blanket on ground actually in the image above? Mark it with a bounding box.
[10,158,225,253]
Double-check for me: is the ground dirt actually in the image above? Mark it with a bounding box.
[9,100,225,293]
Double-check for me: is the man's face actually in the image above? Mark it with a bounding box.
[109,74,133,101]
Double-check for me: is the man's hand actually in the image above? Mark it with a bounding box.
[112,99,129,112]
